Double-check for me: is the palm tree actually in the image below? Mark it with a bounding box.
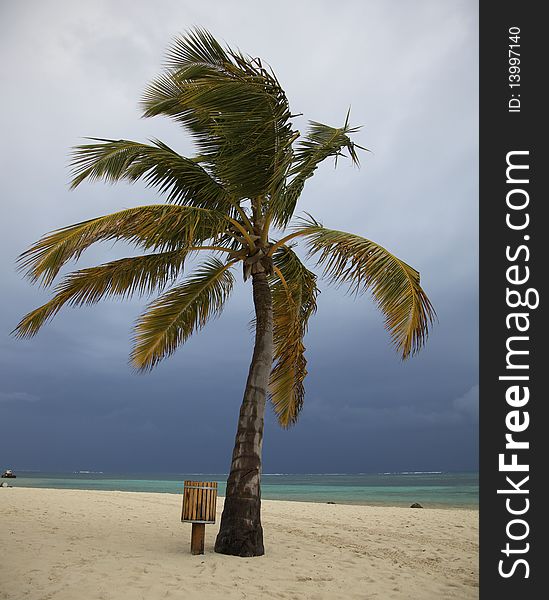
[14,29,435,557]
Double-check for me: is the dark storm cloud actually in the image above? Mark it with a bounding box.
[0,0,478,473]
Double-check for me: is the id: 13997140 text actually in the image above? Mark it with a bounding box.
[508,26,521,113]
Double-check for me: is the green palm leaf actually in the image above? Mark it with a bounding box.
[297,219,435,358]
[17,205,232,286]
[13,250,187,338]
[142,28,295,200]
[269,246,318,427]
[270,120,364,228]
[70,138,232,212]
[164,27,232,71]
[132,256,236,370]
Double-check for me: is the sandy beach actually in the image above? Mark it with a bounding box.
[0,487,478,599]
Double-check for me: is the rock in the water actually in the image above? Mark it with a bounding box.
[326,501,336,505]
[410,502,423,508]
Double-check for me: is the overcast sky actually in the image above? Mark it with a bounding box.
[0,0,478,474]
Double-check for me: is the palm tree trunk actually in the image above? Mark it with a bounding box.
[214,270,273,557]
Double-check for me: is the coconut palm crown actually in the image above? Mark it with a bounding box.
[14,28,435,557]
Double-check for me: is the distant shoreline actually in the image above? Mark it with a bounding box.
[8,484,478,510]
[4,471,479,509]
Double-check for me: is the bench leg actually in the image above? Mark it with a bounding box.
[191,523,205,555]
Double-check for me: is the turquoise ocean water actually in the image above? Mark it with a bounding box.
[6,471,478,508]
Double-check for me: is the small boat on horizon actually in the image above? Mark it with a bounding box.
[2,469,16,478]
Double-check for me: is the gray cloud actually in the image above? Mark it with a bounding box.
[0,391,40,403]
[453,384,479,422]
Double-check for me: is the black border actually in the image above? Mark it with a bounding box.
[480,1,546,596]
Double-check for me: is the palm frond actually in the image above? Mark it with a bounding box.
[17,205,232,286]
[297,219,435,358]
[141,28,296,200]
[270,120,364,228]
[131,256,235,370]
[70,138,233,212]
[164,27,231,70]
[269,246,318,427]
[13,251,187,338]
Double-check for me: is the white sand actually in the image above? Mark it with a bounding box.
[0,487,478,599]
